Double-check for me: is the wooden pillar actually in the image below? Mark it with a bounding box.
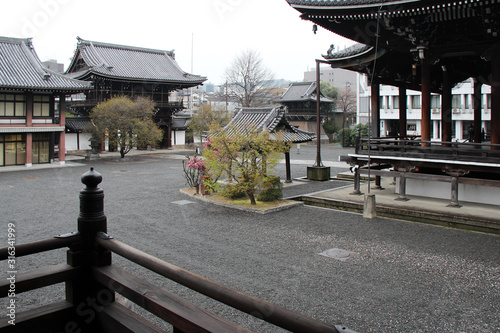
[473,78,482,143]
[284,150,292,183]
[491,47,500,149]
[67,168,112,331]
[442,65,452,146]
[25,133,33,167]
[59,94,66,164]
[25,93,33,167]
[421,60,431,146]
[398,85,407,138]
[370,82,380,138]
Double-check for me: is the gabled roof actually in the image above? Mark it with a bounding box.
[66,38,206,86]
[223,106,316,143]
[280,81,334,103]
[172,117,191,130]
[65,117,91,132]
[0,36,91,92]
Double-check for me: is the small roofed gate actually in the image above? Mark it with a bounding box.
[0,168,356,333]
[221,106,316,182]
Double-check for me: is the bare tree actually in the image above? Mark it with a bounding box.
[223,49,275,107]
[338,85,357,127]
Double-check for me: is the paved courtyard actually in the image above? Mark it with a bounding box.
[1,144,499,332]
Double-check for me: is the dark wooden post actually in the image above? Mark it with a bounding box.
[285,150,292,183]
[491,46,500,150]
[399,84,407,138]
[442,65,453,146]
[66,167,113,330]
[421,60,431,146]
[370,81,380,138]
[473,78,482,143]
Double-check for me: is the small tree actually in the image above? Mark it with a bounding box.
[189,104,232,143]
[89,96,163,158]
[203,126,287,205]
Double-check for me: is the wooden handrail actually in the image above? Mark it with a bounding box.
[94,265,253,333]
[0,264,83,295]
[0,233,81,260]
[96,235,340,333]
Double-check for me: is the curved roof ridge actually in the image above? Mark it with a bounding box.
[77,37,174,56]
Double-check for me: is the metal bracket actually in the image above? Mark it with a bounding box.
[54,231,80,239]
[97,231,113,240]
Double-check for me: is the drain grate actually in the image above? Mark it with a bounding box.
[319,248,357,262]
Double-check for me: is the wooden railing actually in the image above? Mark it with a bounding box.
[355,137,500,162]
[0,168,354,333]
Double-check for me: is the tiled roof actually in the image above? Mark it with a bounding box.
[0,36,91,92]
[280,81,334,103]
[323,43,373,60]
[287,0,407,7]
[65,117,91,132]
[172,117,191,130]
[222,106,315,143]
[67,38,206,85]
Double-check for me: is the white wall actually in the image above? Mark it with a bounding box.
[66,133,92,152]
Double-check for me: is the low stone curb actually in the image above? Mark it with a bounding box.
[180,189,303,214]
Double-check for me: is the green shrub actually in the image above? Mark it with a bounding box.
[220,184,247,199]
[257,176,283,202]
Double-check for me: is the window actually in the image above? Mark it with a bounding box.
[411,95,421,109]
[0,94,26,117]
[2,134,26,166]
[379,97,385,109]
[393,96,399,109]
[452,95,461,109]
[431,95,441,109]
[33,95,51,117]
[32,133,50,164]
[464,95,470,109]
[486,94,491,109]
[407,123,417,131]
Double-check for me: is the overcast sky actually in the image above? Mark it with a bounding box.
[1,0,354,85]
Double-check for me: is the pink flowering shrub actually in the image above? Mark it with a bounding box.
[182,156,206,188]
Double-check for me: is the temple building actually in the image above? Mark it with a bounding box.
[0,36,91,167]
[280,81,337,138]
[287,0,500,208]
[65,37,206,148]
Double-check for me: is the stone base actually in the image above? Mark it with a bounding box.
[307,166,331,181]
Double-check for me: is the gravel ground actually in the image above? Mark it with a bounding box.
[1,144,499,332]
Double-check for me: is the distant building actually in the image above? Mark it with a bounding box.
[0,37,90,167]
[279,81,336,138]
[65,37,206,148]
[41,59,64,73]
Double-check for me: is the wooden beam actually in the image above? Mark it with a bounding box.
[94,265,253,333]
[0,264,83,295]
[0,301,74,332]
[0,234,81,260]
[98,302,164,333]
